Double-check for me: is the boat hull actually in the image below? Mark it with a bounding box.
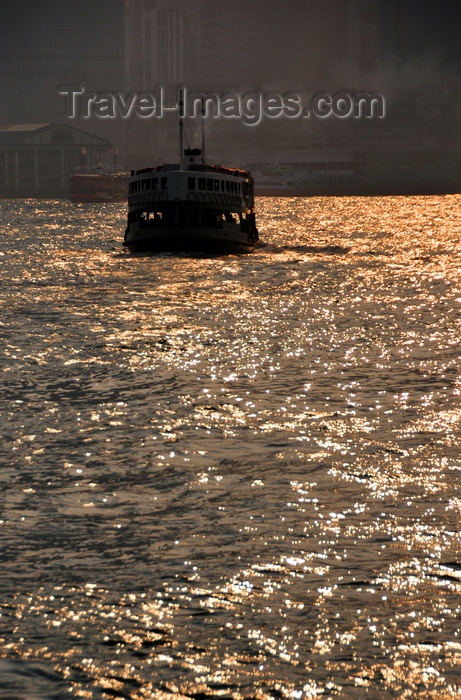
[69,173,129,203]
[124,224,256,254]
[124,155,258,254]
[69,193,126,203]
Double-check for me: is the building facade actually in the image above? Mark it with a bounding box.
[0,0,125,157]
[0,123,113,197]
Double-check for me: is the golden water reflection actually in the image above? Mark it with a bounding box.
[0,196,460,697]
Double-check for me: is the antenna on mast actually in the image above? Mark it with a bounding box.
[201,96,206,163]
[179,87,184,163]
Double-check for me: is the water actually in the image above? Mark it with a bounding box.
[0,195,460,699]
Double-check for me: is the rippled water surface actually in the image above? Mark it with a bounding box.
[1,195,461,699]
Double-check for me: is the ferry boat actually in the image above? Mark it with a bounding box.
[123,94,258,253]
[69,172,129,203]
[249,151,366,197]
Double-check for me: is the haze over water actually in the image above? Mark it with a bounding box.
[1,195,461,699]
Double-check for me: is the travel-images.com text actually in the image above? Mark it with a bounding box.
[59,86,386,125]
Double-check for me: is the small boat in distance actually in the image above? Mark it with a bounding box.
[69,172,129,203]
[123,91,258,254]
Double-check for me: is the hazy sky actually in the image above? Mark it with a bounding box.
[391,0,461,67]
[0,0,460,164]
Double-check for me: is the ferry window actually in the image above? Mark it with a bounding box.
[143,179,149,191]
[163,209,173,225]
[178,208,188,226]
[188,208,200,226]
[151,178,158,189]
[220,180,225,192]
[198,177,206,190]
[206,179,213,191]
[319,163,327,171]
[214,179,220,191]
[204,209,222,228]
[238,182,241,193]
[161,176,167,189]
[226,181,230,192]
[188,176,195,190]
